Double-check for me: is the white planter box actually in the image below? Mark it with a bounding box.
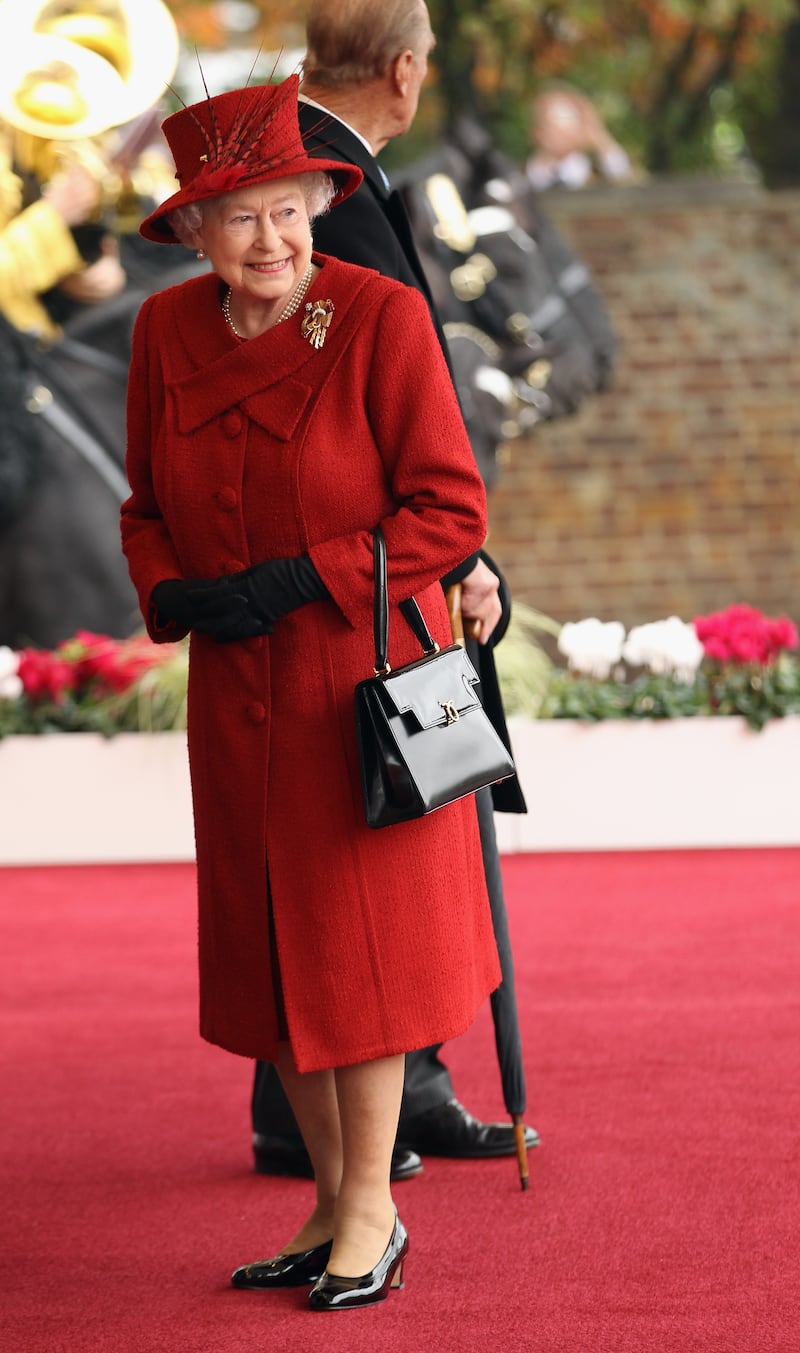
[494,715,800,853]
[1,718,798,865]
[0,731,195,866]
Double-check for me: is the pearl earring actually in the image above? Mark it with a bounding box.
[196,249,206,260]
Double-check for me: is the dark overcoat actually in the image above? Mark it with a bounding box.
[121,255,501,1071]
[299,101,526,813]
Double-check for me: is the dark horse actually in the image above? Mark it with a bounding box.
[0,240,202,650]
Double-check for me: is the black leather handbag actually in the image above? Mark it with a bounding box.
[354,527,516,828]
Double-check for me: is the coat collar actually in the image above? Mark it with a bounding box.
[169,255,368,433]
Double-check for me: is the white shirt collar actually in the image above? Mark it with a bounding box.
[298,93,376,159]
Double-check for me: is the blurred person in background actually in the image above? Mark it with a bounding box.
[525,84,632,191]
[0,118,125,339]
[0,1,182,651]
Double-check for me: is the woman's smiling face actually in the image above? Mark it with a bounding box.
[194,176,313,316]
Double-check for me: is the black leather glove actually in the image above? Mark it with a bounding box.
[151,578,208,631]
[188,555,329,644]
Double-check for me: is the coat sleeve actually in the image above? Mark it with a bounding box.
[120,294,187,641]
[308,284,488,627]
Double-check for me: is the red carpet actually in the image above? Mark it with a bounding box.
[1,850,798,1352]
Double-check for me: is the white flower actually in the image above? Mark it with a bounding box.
[557,618,625,680]
[622,617,705,683]
[0,646,22,700]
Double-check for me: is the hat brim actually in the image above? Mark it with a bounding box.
[140,155,363,244]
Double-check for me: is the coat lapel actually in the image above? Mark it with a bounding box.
[167,260,373,438]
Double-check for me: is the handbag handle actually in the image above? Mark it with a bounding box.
[372,526,439,674]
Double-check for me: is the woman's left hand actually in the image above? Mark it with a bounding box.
[188,555,328,643]
[188,574,267,642]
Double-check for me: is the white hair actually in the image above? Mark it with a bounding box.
[166,171,337,246]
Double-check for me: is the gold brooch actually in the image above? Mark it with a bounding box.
[301,299,335,350]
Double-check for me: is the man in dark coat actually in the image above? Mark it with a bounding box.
[250,0,538,1180]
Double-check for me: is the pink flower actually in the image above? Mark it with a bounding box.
[693,604,798,665]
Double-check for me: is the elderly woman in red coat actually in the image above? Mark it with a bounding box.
[121,76,500,1313]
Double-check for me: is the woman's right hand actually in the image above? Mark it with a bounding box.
[151,578,206,631]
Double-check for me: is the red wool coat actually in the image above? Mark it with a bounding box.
[121,255,501,1071]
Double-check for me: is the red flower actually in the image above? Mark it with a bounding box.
[694,604,798,665]
[71,631,120,687]
[17,649,76,703]
[767,617,799,657]
[71,631,170,696]
[16,632,173,706]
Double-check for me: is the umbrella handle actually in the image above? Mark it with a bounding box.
[513,1114,530,1192]
[445,582,482,644]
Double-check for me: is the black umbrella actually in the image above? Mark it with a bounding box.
[448,587,530,1190]
[476,778,529,1190]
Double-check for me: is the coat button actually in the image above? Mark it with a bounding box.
[222,411,243,436]
[246,702,266,724]
[214,487,238,511]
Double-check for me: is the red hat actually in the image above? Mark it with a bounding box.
[140,74,362,243]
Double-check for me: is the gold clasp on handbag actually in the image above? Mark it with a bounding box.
[440,701,460,725]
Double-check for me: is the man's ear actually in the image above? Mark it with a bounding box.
[390,49,415,97]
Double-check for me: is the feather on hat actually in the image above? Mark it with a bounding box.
[140,74,362,243]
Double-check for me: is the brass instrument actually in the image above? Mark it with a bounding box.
[0,0,179,219]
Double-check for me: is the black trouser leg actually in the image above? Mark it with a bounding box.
[251,1059,302,1140]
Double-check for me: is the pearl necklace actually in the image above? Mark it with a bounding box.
[222,264,314,340]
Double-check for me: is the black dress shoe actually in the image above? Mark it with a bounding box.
[252,1134,423,1182]
[308,1213,408,1311]
[398,1098,541,1158]
[232,1239,333,1289]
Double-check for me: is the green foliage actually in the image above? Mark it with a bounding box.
[703,655,800,729]
[496,635,800,732]
[169,1,795,178]
[422,0,794,175]
[538,671,708,722]
[108,647,189,733]
[4,619,798,738]
[0,644,189,738]
[491,602,561,717]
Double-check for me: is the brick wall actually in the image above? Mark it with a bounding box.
[487,178,800,628]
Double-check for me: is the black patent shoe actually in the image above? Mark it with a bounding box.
[308,1214,408,1311]
[231,1239,333,1289]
